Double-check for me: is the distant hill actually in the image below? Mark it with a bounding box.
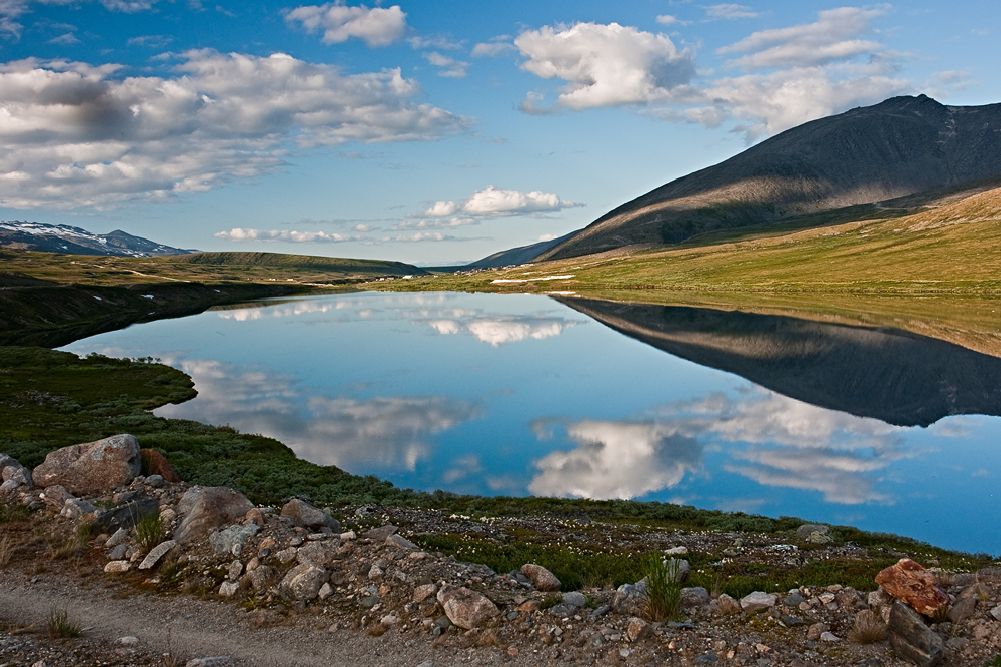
[537,94,1001,260]
[170,251,426,277]
[0,221,194,257]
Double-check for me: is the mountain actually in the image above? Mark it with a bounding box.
[537,95,1001,261]
[466,231,575,269]
[558,297,1001,427]
[0,221,194,257]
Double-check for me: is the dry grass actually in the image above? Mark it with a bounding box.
[47,607,82,639]
[848,609,888,644]
[0,535,13,568]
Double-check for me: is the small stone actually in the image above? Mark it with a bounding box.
[681,586,710,607]
[413,583,438,603]
[185,658,234,667]
[138,540,176,570]
[741,591,777,613]
[385,533,417,550]
[296,541,337,568]
[107,544,128,560]
[115,636,139,646]
[820,631,841,642]
[716,593,741,615]
[339,530,357,541]
[279,564,328,602]
[318,583,334,600]
[626,617,651,642]
[665,546,688,556]
[145,474,165,488]
[105,527,129,548]
[363,525,397,541]
[990,605,1001,621]
[280,498,339,530]
[520,563,561,591]
[807,623,829,641]
[209,524,258,557]
[948,596,976,623]
[218,581,240,598]
[226,560,243,581]
[104,560,131,573]
[562,591,586,608]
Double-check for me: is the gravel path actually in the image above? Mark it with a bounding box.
[0,570,527,667]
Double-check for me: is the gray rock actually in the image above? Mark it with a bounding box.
[991,605,1001,621]
[888,601,943,667]
[104,560,131,574]
[520,563,561,591]
[436,586,499,630]
[175,486,253,544]
[280,498,339,530]
[138,540,177,570]
[218,581,240,598]
[243,565,275,592]
[185,658,234,667]
[664,546,689,556]
[0,454,31,487]
[115,636,139,646]
[948,596,976,623]
[666,557,690,584]
[0,479,20,494]
[589,604,611,620]
[32,434,140,495]
[548,602,578,618]
[612,582,648,616]
[296,541,337,568]
[62,497,96,519]
[796,523,833,544]
[785,591,806,607]
[145,474,165,488]
[562,591,586,608]
[93,497,159,534]
[385,533,417,550]
[740,591,777,613]
[681,586,710,607]
[105,527,129,548]
[279,563,328,602]
[363,524,398,541]
[209,523,259,556]
[820,631,841,642]
[107,543,128,560]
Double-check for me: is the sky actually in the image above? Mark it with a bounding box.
[1,1,999,265]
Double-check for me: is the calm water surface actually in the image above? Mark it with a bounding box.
[62,291,1001,554]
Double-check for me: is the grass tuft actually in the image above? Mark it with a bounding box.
[47,607,81,638]
[643,556,682,622]
[848,609,888,644]
[135,512,164,554]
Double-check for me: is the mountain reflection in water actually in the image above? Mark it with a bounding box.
[558,297,1001,427]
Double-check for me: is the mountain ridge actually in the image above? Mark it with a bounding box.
[0,221,195,257]
[535,94,1001,261]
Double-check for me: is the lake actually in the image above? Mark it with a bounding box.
[61,291,1001,555]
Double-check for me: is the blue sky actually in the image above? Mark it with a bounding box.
[1,0,999,264]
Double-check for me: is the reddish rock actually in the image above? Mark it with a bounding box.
[140,449,182,483]
[32,434,140,494]
[875,559,950,617]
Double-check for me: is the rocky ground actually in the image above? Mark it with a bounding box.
[2,436,1000,667]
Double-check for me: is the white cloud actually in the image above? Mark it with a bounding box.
[101,0,157,11]
[514,22,695,109]
[0,0,27,38]
[719,6,887,69]
[655,14,687,26]
[423,185,580,220]
[285,2,406,47]
[537,232,556,242]
[431,316,575,346]
[0,50,465,208]
[47,31,79,45]
[214,227,362,243]
[704,3,759,20]
[408,34,463,51]
[424,51,468,78]
[471,36,516,57]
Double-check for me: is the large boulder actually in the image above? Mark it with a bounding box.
[32,434,140,495]
[175,486,253,544]
[796,523,833,544]
[888,601,943,666]
[436,586,499,630]
[280,498,339,531]
[875,559,950,618]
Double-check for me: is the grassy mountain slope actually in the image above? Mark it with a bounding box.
[539,95,1001,260]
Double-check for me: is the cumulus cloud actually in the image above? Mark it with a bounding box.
[514,22,695,109]
[471,36,516,57]
[529,420,704,499]
[285,2,406,47]
[0,50,464,208]
[429,316,575,346]
[424,51,468,78]
[704,3,759,20]
[655,14,688,26]
[421,185,580,226]
[214,227,362,243]
[719,6,886,69]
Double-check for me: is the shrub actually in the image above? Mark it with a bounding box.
[848,609,887,644]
